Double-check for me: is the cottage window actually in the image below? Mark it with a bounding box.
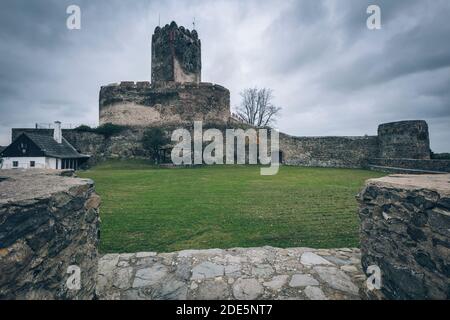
[30,161,35,168]
[13,161,19,168]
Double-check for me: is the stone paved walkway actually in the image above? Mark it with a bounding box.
[96,246,366,300]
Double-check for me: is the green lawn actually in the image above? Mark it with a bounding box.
[79,160,385,253]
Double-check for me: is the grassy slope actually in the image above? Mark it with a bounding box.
[79,160,384,253]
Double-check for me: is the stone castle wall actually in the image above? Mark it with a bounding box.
[10,119,445,172]
[358,174,450,299]
[378,120,430,160]
[60,125,380,168]
[0,170,100,300]
[63,128,151,164]
[99,82,230,127]
[280,134,379,168]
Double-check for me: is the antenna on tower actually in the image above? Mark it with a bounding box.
[192,17,196,30]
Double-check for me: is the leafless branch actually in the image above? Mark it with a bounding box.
[235,87,282,127]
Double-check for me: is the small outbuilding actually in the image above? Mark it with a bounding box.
[0,121,89,170]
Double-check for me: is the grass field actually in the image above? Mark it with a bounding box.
[79,160,385,253]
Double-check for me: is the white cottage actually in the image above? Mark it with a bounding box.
[0,122,89,170]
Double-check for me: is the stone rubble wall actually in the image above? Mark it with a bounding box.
[280,134,379,168]
[64,126,380,169]
[18,119,439,172]
[62,128,151,165]
[0,170,100,300]
[358,174,450,299]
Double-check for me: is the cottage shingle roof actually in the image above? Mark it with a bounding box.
[23,133,89,159]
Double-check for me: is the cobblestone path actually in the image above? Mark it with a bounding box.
[97,246,366,300]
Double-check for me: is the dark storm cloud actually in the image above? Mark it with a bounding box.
[0,0,153,136]
[0,0,449,152]
[324,13,450,92]
[0,0,68,48]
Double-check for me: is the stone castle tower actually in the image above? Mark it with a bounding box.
[99,22,230,127]
[152,21,201,84]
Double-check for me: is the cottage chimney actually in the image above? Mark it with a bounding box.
[54,121,62,144]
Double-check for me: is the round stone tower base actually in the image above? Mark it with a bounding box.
[99,82,230,127]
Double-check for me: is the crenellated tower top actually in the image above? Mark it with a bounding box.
[151,21,202,85]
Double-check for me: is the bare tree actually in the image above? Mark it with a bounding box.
[235,88,282,127]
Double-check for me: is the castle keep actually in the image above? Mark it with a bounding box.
[5,22,449,173]
[69,23,450,173]
[99,22,230,127]
[151,22,201,84]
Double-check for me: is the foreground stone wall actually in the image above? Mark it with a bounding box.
[0,170,100,300]
[99,82,230,127]
[280,134,379,168]
[358,174,450,299]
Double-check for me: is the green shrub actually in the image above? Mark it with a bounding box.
[95,123,128,137]
[142,127,170,163]
[74,123,128,137]
[74,125,93,132]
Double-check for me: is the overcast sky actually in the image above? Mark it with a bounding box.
[0,0,449,151]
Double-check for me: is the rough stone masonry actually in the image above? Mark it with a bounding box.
[0,170,100,299]
[358,174,450,299]
[151,21,202,84]
[96,247,365,300]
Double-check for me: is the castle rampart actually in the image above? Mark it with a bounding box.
[280,134,379,168]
